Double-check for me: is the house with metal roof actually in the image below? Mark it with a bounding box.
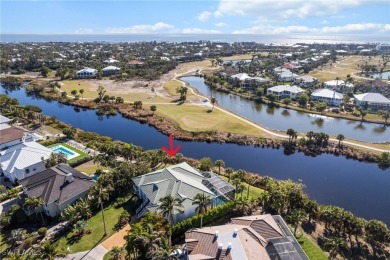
[185,214,309,260]
[19,164,95,217]
[228,73,269,89]
[324,79,354,93]
[267,85,304,100]
[294,75,319,88]
[0,126,52,183]
[132,162,234,223]
[76,67,97,78]
[102,66,121,76]
[311,88,343,106]
[354,93,390,111]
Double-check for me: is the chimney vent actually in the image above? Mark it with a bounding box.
[218,243,223,249]
[215,231,219,237]
[65,172,74,183]
[233,228,238,236]
[228,242,232,249]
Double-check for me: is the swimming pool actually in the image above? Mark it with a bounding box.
[51,145,80,160]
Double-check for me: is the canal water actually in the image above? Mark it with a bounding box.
[180,76,389,143]
[2,86,390,226]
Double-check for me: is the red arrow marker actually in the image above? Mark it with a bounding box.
[162,134,182,157]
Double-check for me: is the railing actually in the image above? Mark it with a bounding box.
[135,198,149,215]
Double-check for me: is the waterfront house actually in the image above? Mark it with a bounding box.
[294,75,319,88]
[76,67,97,78]
[132,162,234,223]
[0,126,52,183]
[19,164,95,217]
[324,79,354,93]
[311,88,343,106]
[102,66,121,76]
[353,93,390,111]
[184,214,308,260]
[278,71,300,82]
[228,73,269,89]
[267,85,304,100]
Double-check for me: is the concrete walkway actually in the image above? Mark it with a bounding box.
[56,245,108,260]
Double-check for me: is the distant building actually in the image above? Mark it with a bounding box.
[132,162,234,223]
[267,85,304,100]
[102,66,121,76]
[19,164,95,217]
[77,67,97,78]
[103,58,119,64]
[354,93,390,111]
[278,71,300,82]
[127,60,144,67]
[294,75,319,88]
[228,73,269,89]
[311,88,343,106]
[324,79,353,93]
[185,214,309,260]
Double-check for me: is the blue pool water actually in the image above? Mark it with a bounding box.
[51,145,78,159]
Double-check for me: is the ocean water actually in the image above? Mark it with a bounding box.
[1,33,389,44]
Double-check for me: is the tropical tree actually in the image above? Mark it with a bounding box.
[90,182,110,236]
[8,228,27,247]
[43,152,67,168]
[214,159,225,174]
[40,66,51,77]
[358,107,367,121]
[286,209,305,236]
[176,86,188,101]
[298,93,309,107]
[97,85,106,102]
[304,199,319,224]
[199,157,213,171]
[266,93,277,104]
[210,97,216,111]
[133,101,143,109]
[324,237,347,260]
[71,89,78,99]
[378,110,389,126]
[62,126,77,139]
[192,193,212,228]
[110,246,124,260]
[24,197,45,223]
[79,89,84,99]
[316,102,327,114]
[158,195,184,225]
[38,241,61,260]
[225,167,234,181]
[365,219,389,258]
[282,98,292,108]
[73,220,87,237]
[286,128,297,143]
[150,105,157,115]
[336,134,345,147]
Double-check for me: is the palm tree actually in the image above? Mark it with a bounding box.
[245,176,257,199]
[39,241,61,260]
[192,193,212,228]
[286,209,305,236]
[158,195,184,225]
[378,110,389,126]
[358,107,367,122]
[304,199,318,224]
[110,246,124,260]
[286,128,297,143]
[150,105,157,115]
[324,237,347,260]
[336,134,345,147]
[79,89,84,99]
[90,183,110,236]
[214,159,225,174]
[225,167,234,181]
[24,197,45,223]
[232,178,241,198]
[210,97,216,111]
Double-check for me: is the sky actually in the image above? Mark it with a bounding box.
[1,0,390,35]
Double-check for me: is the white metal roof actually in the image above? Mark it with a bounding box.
[354,93,390,103]
[268,85,304,94]
[77,67,97,74]
[311,88,343,99]
[102,66,120,71]
[0,141,52,172]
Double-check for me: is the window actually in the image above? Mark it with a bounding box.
[25,169,30,174]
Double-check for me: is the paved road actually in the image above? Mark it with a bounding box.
[56,245,108,260]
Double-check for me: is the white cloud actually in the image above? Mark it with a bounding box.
[320,20,329,25]
[212,0,378,20]
[321,23,387,33]
[215,22,228,27]
[75,28,93,34]
[197,11,212,22]
[182,28,222,34]
[106,22,175,34]
[233,23,390,34]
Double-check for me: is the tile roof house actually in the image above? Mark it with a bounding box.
[354,93,390,111]
[267,85,304,100]
[311,88,343,106]
[185,214,309,260]
[19,164,95,217]
[0,126,52,183]
[132,162,234,223]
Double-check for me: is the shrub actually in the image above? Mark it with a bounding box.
[114,197,129,208]
[38,227,47,237]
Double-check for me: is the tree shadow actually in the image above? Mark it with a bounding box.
[301,221,317,234]
[78,236,106,259]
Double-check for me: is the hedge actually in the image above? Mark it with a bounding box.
[172,201,238,243]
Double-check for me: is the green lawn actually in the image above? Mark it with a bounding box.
[56,197,139,253]
[47,143,89,164]
[297,234,328,260]
[220,176,264,199]
[75,163,110,176]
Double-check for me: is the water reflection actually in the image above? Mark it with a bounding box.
[281,110,291,117]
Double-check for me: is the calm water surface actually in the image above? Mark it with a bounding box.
[2,86,390,226]
[181,76,390,143]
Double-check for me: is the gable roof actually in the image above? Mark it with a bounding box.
[132,162,215,210]
[268,85,304,94]
[0,126,25,145]
[19,164,95,205]
[231,215,284,240]
[102,66,120,71]
[230,73,252,81]
[77,67,97,74]
[0,141,52,172]
[354,93,390,103]
[311,88,343,99]
[0,115,12,124]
